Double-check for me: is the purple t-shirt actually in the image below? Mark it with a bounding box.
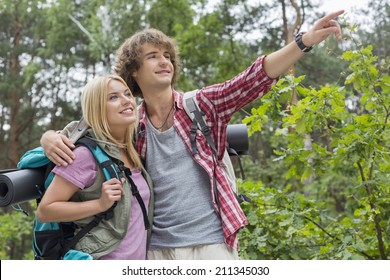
[53,146,150,260]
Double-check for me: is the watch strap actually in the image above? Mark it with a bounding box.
[295,32,313,53]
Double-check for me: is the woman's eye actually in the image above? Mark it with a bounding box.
[109,95,118,101]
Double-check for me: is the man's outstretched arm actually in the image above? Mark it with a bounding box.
[263,10,344,79]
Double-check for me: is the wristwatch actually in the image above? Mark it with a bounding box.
[295,32,313,53]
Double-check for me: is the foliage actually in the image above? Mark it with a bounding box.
[0,205,35,260]
[240,42,390,259]
[353,0,389,62]
[238,180,368,260]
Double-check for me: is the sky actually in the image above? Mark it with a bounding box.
[320,0,369,13]
[315,0,371,33]
[224,0,372,41]
[207,0,370,13]
[205,0,371,26]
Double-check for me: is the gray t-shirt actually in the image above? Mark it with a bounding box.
[145,118,224,248]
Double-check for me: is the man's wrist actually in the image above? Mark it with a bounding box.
[295,32,313,53]
[40,130,57,146]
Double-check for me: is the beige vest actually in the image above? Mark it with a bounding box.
[63,126,153,259]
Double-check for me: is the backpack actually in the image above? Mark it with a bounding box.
[17,137,121,260]
[182,90,252,204]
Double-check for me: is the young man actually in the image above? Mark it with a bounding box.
[41,10,344,259]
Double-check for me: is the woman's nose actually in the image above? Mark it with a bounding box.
[121,95,132,105]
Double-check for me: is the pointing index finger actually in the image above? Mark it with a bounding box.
[320,10,345,23]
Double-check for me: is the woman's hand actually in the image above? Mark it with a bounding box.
[99,178,125,211]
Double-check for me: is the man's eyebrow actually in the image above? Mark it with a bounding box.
[144,51,158,56]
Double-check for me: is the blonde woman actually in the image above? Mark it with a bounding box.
[36,75,153,260]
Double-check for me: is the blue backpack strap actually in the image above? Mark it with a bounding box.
[75,137,120,180]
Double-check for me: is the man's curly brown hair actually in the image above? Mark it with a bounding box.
[113,28,181,98]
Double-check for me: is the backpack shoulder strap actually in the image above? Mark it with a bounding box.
[134,104,142,145]
[182,90,217,156]
[182,91,250,205]
[183,90,222,212]
[182,90,201,124]
[75,137,120,180]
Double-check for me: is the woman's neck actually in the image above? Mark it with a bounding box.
[119,148,134,169]
[109,127,126,144]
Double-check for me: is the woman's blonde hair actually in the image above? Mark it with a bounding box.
[81,75,142,169]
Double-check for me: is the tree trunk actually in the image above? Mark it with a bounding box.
[9,13,22,168]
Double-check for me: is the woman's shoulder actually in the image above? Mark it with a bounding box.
[52,145,98,189]
[73,145,96,164]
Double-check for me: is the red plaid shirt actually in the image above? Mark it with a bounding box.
[136,55,277,250]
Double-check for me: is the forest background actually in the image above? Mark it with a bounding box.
[0,0,389,260]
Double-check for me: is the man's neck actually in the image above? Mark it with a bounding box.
[143,87,174,116]
[142,88,175,132]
